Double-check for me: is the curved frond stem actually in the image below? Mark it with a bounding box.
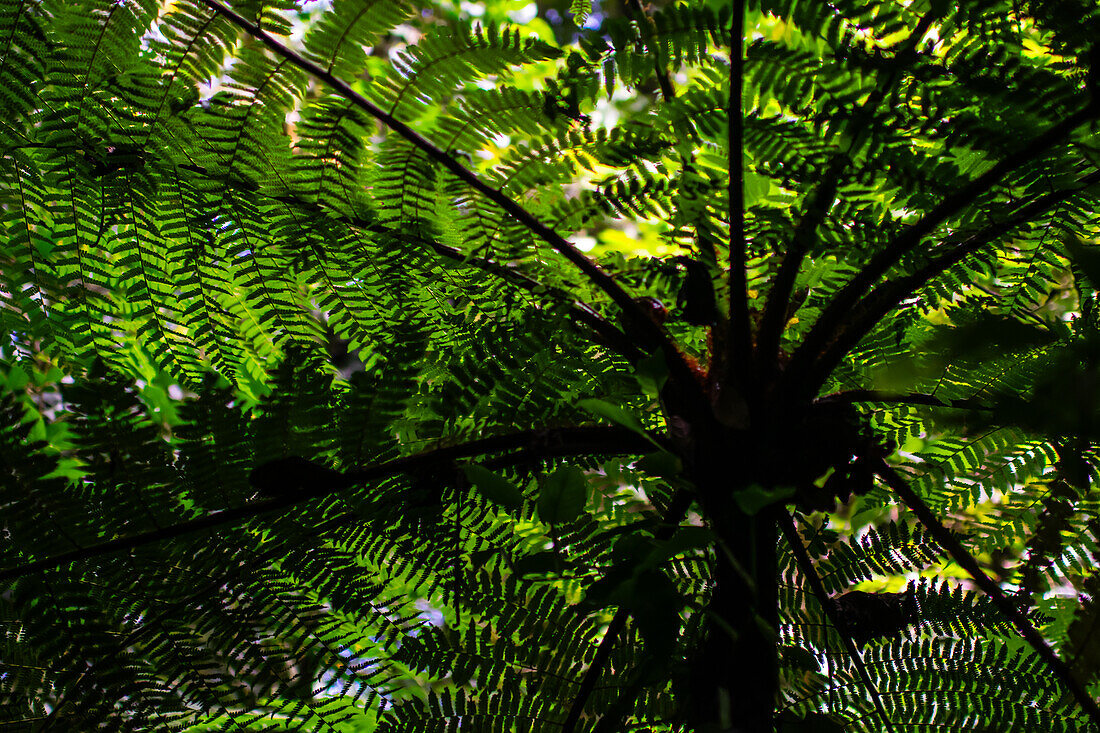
[0,426,653,584]
[804,168,1100,393]
[625,0,675,102]
[778,511,896,733]
[560,610,629,733]
[105,485,435,658]
[755,155,841,377]
[814,390,994,410]
[789,104,1100,389]
[428,239,645,361]
[756,11,936,375]
[560,488,694,733]
[873,460,1100,726]
[198,0,704,402]
[727,0,753,388]
[172,159,639,362]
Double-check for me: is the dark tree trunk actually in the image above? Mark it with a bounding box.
[685,452,780,732]
[662,361,782,730]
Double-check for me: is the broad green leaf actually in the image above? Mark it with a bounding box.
[584,565,684,661]
[463,464,524,508]
[743,169,771,207]
[585,529,711,611]
[636,450,682,477]
[649,526,714,566]
[5,365,29,391]
[537,466,587,524]
[624,568,683,661]
[576,398,660,448]
[634,352,669,396]
[733,484,796,516]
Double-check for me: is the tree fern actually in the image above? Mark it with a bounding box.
[6,0,1100,730]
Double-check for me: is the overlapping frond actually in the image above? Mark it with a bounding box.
[5,0,1100,729]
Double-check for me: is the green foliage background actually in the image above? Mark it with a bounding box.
[4,0,1100,730]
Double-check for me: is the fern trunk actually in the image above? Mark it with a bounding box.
[685,433,781,731]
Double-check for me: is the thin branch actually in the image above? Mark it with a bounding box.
[755,12,936,373]
[873,460,1100,726]
[801,168,1100,393]
[778,512,896,733]
[198,0,703,400]
[0,426,652,584]
[814,390,993,410]
[726,0,753,388]
[560,488,694,733]
[789,103,1099,387]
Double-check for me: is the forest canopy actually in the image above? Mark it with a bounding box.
[3,0,1100,731]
